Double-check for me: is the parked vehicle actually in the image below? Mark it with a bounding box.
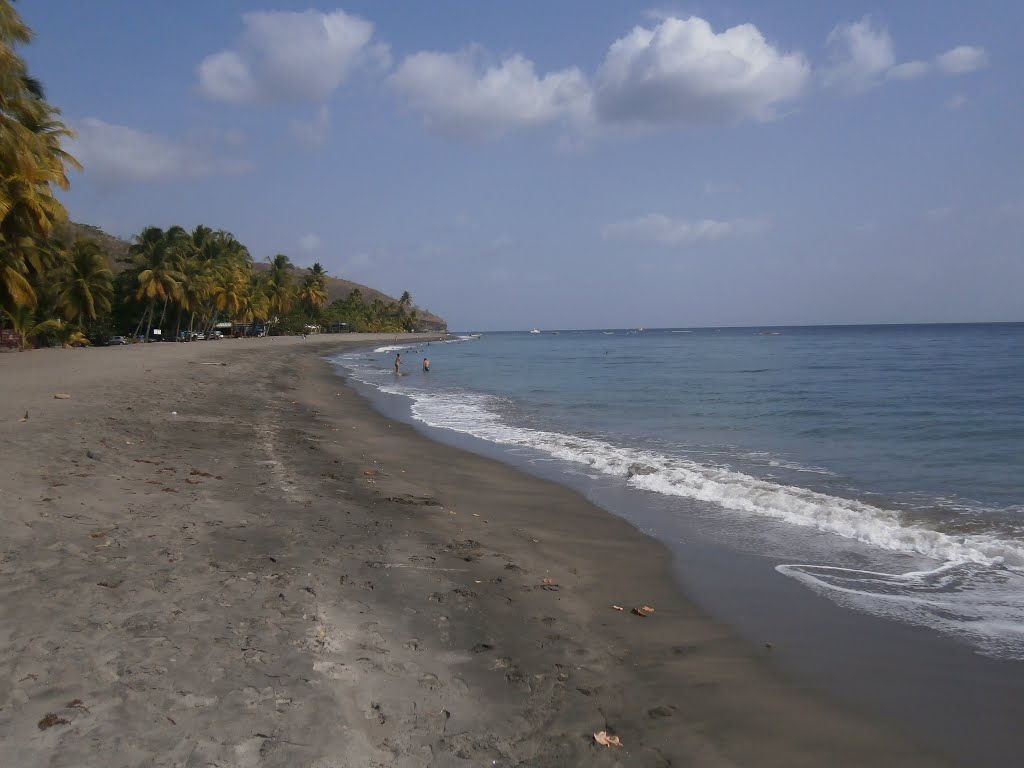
[193,333,206,341]
[109,336,127,345]
[209,330,224,340]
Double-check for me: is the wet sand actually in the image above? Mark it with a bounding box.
[0,336,950,766]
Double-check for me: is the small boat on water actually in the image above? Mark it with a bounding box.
[529,329,541,334]
[469,333,482,338]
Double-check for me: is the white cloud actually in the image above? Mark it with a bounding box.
[887,60,929,80]
[67,118,250,183]
[823,17,895,91]
[290,106,330,147]
[601,213,770,247]
[198,9,388,105]
[389,47,588,139]
[935,45,989,74]
[339,251,372,275]
[593,17,809,126]
[298,233,321,252]
[824,19,989,91]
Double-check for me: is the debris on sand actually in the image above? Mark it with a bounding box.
[594,730,623,748]
[611,604,624,611]
[631,606,655,617]
[38,713,69,730]
[65,699,89,712]
[53,393,71,400]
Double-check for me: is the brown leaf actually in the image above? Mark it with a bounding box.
[631,607,648,617]
[53,393,71,400]
[594,730,623,748]
[640,605,655,613]
[542,578,553,584]
[38,713,69,730]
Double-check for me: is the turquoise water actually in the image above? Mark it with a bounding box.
[334,324,1024,658]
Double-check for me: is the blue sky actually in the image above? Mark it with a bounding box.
[20,1,1023,330]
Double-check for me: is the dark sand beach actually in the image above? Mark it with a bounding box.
[0,337,950,767]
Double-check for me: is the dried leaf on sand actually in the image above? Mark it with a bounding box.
[594,730,623,748]
[38,713,69,730]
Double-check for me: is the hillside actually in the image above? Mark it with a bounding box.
[60,222,447,331]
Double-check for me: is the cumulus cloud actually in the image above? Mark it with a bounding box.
[592,17,809,126]
[298,233,321,252]
[67,118,250,183]
[290,105,330,147]
[389,47,588,139]
[601,213,770,247]
[825,18,989,91]
[823,17,895,91]
[198,9,388,104]
[390,16,808,139]
[935,45,989,74]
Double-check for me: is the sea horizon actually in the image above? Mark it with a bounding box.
[457,319,1024,333]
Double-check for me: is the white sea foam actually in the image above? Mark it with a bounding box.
[343,374,1024,569]
[778,561,1024,659]
[373,335,474,353]
[333,356,1024,657]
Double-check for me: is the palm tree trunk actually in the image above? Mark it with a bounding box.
[174,306,183,341]
[157,296,169,336]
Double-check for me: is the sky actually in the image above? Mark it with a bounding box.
[19,1,1024,330]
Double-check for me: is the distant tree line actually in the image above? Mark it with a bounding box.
[0,2,419,349]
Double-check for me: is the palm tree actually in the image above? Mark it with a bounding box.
[129,226,186,340]
[0,1,79,315]
[2,302,35,347]
[263,253,295,332]
[298,273,328,323]
[55,238,112,328]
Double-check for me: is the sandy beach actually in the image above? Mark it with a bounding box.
[0,336,950,767]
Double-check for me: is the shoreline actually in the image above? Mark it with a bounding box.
[1,337,949,766]
[348,351,1024,768]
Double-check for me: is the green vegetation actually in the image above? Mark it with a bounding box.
[0,2,426,349]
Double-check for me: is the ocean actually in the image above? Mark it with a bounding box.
[331,324,1024,661]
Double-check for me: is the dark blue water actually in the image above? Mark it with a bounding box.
[334,324,1024,659]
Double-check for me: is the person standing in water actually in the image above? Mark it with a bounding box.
[394,353,401,374]
[422,357,430,372]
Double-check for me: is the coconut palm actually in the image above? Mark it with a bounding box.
[298,273,328,320]
[2,301,35,347]
[264,253,295,326]
[129,226,186,340]
[30,317,87,347]
[55,238,113,327]
[0,1,78,315]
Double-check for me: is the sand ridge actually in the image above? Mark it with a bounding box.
[0,337,949,766]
